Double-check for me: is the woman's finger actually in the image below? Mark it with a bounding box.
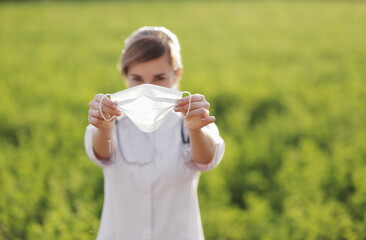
[95,94,117,109]
[177,94,205,106]
[89,109,116,120]
[88,115,108,126]
[89,99,121,116]
[174,101,209,113]
[185,108,210,119]
[88,115,115,129]
[90,94,118,111]
[201,115,216,124]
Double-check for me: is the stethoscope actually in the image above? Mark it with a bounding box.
[115,118,190,166]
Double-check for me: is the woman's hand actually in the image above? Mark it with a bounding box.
[174,94,215,131]
[88,94,122,130]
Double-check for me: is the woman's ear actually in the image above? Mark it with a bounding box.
[173,68,182,89]
[175,68,183,81]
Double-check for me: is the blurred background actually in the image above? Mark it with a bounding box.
[1,0,366,239]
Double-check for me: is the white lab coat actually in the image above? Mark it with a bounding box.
[85,112,225,240]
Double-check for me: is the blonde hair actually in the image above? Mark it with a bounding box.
[119,26,183,76]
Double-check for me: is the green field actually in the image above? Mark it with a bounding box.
[1,1,366,239]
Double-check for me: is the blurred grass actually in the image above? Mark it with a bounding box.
[1,1,366,239]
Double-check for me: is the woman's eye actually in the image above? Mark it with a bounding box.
[132,77,142,82]
[154,76,165,81]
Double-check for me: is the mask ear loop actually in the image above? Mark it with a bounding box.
[99,94,116,121]
[181,91,192,118]
[99,94,115,154]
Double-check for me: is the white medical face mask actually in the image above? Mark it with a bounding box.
[99,84,191,132]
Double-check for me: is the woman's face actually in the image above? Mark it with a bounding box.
[126,53,181,89]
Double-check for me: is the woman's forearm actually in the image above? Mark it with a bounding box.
[92,127,115,160]
[188,128,216,165]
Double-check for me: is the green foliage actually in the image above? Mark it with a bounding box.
[1,1,366,239]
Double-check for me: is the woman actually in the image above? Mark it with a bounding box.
[85,26,225,240]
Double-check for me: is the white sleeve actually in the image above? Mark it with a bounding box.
[184,123,225,172]
[84,124,115,168]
